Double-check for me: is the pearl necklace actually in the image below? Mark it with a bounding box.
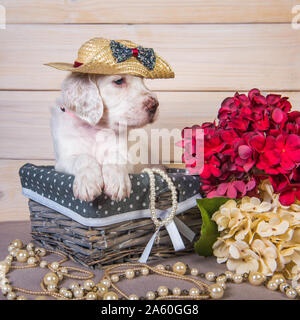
[142,167,178,230]
[1,239,299,300]
[142,168,178,248]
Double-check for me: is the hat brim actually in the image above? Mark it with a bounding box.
[45,55,175,79]
[44,62,78,72]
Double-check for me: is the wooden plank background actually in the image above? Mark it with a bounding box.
[0,1,299,221]
[3,1,297,24]
[1,24,300,91]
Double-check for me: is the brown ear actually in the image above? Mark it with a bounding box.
[61,73,104,126]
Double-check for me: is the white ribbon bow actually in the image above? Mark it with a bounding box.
[138,207,196,263]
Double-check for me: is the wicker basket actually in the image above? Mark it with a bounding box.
[20,163,202,269]
[29,199,200,269]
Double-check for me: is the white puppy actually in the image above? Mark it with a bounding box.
[51,72,159,202]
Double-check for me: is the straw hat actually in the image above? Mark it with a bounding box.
[45,37,175,79]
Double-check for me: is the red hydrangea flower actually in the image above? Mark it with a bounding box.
[178,89,300,205]
[279,185,300,206]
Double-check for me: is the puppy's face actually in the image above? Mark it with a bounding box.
[95,74,159,128]
[60,72,159,129]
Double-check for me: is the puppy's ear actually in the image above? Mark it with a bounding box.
[61,73,104,126]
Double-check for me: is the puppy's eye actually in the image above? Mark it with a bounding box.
[114,78,124,85]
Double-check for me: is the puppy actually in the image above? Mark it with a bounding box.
[51,72,159,202]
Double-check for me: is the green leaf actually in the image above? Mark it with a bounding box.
[194,197,231,256]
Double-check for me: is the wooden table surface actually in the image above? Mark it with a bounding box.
[0,220,289,300]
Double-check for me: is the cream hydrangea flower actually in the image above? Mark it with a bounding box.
[254,212,294,244]
[222,216,252,242]
[259,180,291,213]
[212,200,244,232]
[275,229,300,270]
[233,218,252,241]
[291,265,300,288]
[274,243,287,271]
[284,262,300,283]
[279,207,300,228]
[271,229,294,244]
[289,228,300,244]
[256,217,290,238]
[278,211,298,229]
[291,203,300,213]
[240,197,272,213]
[280,245,300,266]
[226,241,259,274]
[211,184,300,279]
[251,239,277,275]
[259,179,274,202]
[212,238,235,264]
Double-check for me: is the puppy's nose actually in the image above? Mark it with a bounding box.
[145,97,159,114]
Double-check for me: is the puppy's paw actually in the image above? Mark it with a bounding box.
[102,165,132,201]
[73,166,104,202]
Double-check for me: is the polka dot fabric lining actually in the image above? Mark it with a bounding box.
[19,163,201,221]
